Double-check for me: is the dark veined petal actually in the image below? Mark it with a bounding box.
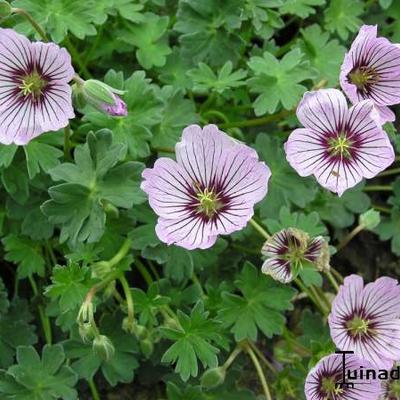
[305,353,382,400]
[329,275,400,369]
[0,29,75,145]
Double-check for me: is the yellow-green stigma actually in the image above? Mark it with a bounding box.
[346,316,369,337]
[348,66,378,92]
[328,133,352,159]
[196,187,221,218]
[321,376,343,399]
[19,70,46,98]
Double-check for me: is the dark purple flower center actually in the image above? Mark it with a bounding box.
[195,185,222,218]
[348,66,379,94]
[18,69,47,99]
[319,374,344,399]
[328,132,353,159]
[346,315,370,337]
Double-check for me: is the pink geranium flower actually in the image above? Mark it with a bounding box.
[305,353,381,400]
[141,124,271,250]
[285,88,394,196]
[340,25,400,123]
[0,29,75,145]
[329,275,400,369]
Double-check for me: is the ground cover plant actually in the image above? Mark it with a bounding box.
[1,0,400,399]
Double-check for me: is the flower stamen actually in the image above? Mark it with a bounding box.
[321,377,343,400]
[348,66,379,93]
[328,133,353,159]
[19,70,47,98]
[346,316,370,337]
[195,184,221,218]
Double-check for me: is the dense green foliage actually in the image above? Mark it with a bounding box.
[0,0,399,398]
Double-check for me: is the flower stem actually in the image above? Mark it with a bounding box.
[294,278,327,315]
[220,110,291,129]
[12,8,48,42]
[336,224,365,251]
[248,341,277,374]
[331,267,344,283]
[64,36,91,79]
[373,204,391,214]
[311,285,331,310]
[378,167,400,177]
[88,378,100,400]
[107,238,132,268]
[325,270,340,293]
[363,185,393,192]
[28,275,52,344]
[244,342,273,400]
[135,259,153,285]
[222,345,243,370]
[249,218,270,240]
[119,274,134,329]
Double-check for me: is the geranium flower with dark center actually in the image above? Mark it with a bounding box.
[141,124,271,250]
[285,88,394,196]
[261,228,329,283]
[329,275,400,369]
[0,29,75,145]
[305,353,381,400]
[340,25,400,123]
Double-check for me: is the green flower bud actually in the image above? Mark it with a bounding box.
[200,367,226,388]
[360,209,381,231]
[140,338,154,359]
[0,1,12,18]
[92,335,115,362]
[78,322,96,343]
[76,79,128,117]
[77,300,94,325]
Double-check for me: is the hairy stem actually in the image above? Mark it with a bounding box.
[249,218,270,240]
[88,378,100,400]
[294,278,327,315]
[12,8,48,41]
[29,275,52,344]
[363,185,393,192]
[336,224,365,251]
[245,342,273,400]
[325,270,340,293]
[248,341,277,374]
[220,110,291,129]
[119,274,134,329]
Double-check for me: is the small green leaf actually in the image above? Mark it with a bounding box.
[45,263,95,313]
[0,344,77,400]
[218,262,295,341]
[2,234,45,278]
[324,0,363,40]
[161,301,221,381]
[120,12,171,69]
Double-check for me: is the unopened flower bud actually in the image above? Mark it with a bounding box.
[76,79,128,117]
[0,1,11,18]
[360,209,381,231]
[77,300,94,325]
[92,335,115,361]
[200,366,226,388]
[78,322,96,343]
[140,338,154,359]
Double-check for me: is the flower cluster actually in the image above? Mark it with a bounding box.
[286,25,398,196]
